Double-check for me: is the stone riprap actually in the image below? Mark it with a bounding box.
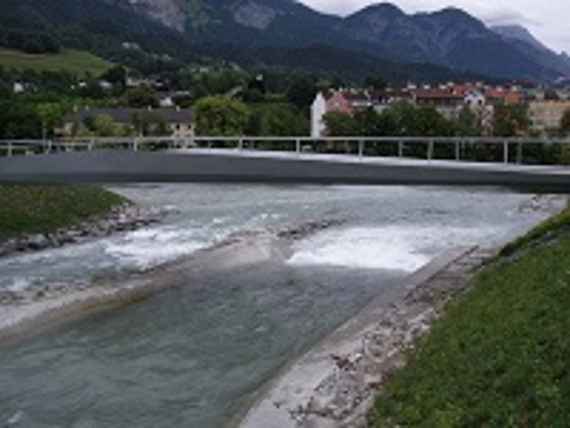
[238,247,498,428]
[296,248,497,428]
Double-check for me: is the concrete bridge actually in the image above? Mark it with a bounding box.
[0,137,569,193]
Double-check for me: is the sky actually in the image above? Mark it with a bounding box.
[301,0,570,53]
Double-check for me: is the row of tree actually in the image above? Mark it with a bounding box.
[322,103,537,139]
[194,97,308,136]
[0,29,61,54]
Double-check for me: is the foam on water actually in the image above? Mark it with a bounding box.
[288,225,502,272]
[5,277,34,292]
[104,226,214,270]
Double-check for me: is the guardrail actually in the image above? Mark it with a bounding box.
[1,136,570,165]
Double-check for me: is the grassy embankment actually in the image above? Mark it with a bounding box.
[370,204,570,427]
[0,48,112,75]
[0,185,127,241]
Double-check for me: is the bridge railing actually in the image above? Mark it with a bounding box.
[1,137,570,166]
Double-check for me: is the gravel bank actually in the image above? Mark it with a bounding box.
[237,246,497,428]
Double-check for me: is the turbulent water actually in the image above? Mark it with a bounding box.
[0,185,560,428]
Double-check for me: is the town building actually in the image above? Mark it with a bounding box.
[58,107,194,138]
[310,84,499,137]
[528,101,570,132]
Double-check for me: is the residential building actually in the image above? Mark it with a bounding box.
[528,101,570,132]
[58,107,194,138]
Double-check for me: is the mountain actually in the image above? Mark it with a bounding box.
[491,25,570,77]
[491,25,550,52]
[1,0,568,82]
[339,6,552,79]
[0,0,195,65]
[123,0,563,81]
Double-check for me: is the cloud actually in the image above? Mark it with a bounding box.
[481,9,541,27]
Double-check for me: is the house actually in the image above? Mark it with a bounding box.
[412,89,465,120]
[485,88,523,105]
[58,107,194,138]
[311,89,396,137]
[528,101,570,132]
[13,82,25,94]
[158,91,192,108]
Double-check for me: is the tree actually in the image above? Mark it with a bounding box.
[364,76,387,91]
[0,100,41,139]
[92,115,124,137]
[455,107,482,137]
[194,96,250,136]
[561,109,570,136]
[322,112,359,136]
[125,86,159,108]
[493,105,530,137]
[560,109,570,164]
[36,103,66,140]
[247,104,308,136]
[286,77,317,110]
[101,66,127,87]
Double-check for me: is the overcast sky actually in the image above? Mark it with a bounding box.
[301,0,569,53]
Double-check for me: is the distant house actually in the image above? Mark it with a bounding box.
[158,91,192,108]
[311,90,374,137]
[58,107,194,138]
[13,82,25,94]
[412,89,465,120]
[529,101,570,132]
[485,88,523,105]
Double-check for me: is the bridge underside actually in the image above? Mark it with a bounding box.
[0,150,569,194]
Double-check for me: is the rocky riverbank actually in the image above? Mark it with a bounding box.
[0,203,164,259]
[237,246,499,428]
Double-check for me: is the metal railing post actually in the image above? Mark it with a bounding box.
[7,142,13,157]
[503,140,509,164]
[427,140,434,161]
[398,141,404,158]
[296,138,301,154]
[133,139,139,152]
[358,140,364,159]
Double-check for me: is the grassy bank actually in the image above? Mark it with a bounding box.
[370,206,570,427]
[0,185,128,241]
[0,48,112,76]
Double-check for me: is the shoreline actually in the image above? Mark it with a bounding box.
[0,203,165,260]
[234,246,493,428]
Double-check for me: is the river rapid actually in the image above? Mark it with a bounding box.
[0,184,561,428]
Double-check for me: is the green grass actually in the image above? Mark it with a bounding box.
[370,207,570,428]
[0,48,112,76]
[0,185,128,240]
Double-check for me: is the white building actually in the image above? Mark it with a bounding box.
[311,92,328,138]
[13,82,25,94]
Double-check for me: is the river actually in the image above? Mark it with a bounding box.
[0,184,561,428]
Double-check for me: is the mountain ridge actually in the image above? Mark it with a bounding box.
[1,0,568,82]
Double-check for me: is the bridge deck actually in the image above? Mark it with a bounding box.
[179,148,570,175]
[0,149,569,193]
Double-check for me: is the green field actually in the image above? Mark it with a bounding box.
[0,185,128,240]
[0,48,112,76]
[370,206,570,427]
